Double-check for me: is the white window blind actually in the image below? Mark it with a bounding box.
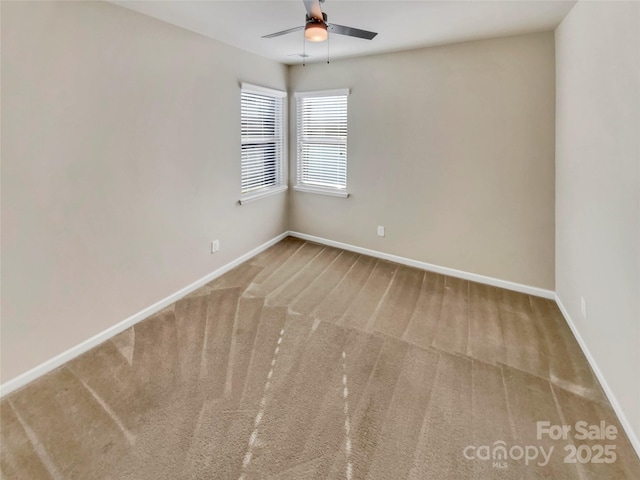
[296,90,348,192]
[241,84,286,198]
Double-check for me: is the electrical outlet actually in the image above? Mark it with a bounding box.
[377,226,385,237]
[211,240,220,253]
[580,296,587,319]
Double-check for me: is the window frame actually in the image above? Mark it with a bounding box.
[294,89,350,198]
[239,83,288,205]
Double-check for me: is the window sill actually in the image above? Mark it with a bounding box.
[293,185,350,198]
[239,185,287,205]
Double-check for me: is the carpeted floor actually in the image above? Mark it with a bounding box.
[1,237,639,479]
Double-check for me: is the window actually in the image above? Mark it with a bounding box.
[240,83,287,203]
[295,89,349,197]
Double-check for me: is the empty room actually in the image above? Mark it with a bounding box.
[1,0,639,478]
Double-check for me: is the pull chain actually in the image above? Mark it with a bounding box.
[303,35,306,67]
[327,29,330,64]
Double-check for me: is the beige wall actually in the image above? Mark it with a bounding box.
[288,32,556,290]
[555,1,640,441]
[1,1,287,382]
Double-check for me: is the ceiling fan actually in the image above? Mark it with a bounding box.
[262,0,378,43]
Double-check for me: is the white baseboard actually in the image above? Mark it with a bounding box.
[555,295,640,459]
[288,231,555,299]
[0,232,289,398]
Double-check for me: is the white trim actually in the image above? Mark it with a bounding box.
[287,231,554,299]
[239,185,287,205]
[0,232,289,398]
[240,82,286,98]
[293,185,350,198]
[294,88,350,98]
[555,294,640,459]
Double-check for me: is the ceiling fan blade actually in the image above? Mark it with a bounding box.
[328,24,378,40]
[262,25,304,39]
[303,0,323,20]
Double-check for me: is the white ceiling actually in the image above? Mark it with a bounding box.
[111,0,576,65]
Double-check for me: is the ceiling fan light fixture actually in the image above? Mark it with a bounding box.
[305,21,328,42]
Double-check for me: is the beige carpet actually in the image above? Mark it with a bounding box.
[1,237,639,479]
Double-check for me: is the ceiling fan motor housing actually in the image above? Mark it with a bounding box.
[306,12,328,25]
